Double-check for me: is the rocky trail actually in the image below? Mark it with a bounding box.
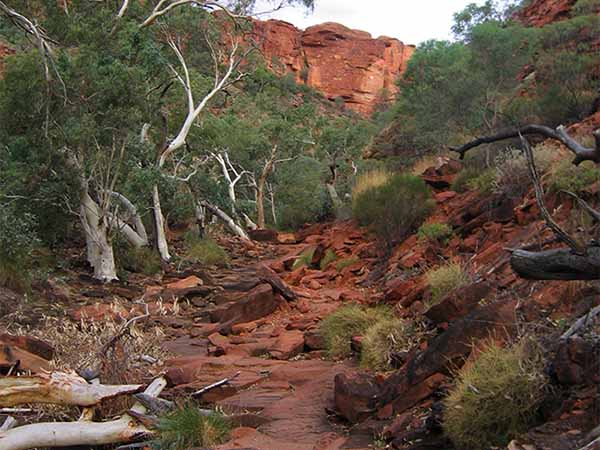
[1,222,382,450]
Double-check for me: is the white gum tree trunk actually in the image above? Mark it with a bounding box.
[152,184,171,261]
[80,192,118,282]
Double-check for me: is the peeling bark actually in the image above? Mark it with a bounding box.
[0,372,143,408]
[0,378,166,450]
[200,200,250,240]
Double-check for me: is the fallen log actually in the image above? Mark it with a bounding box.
[510,247,600,280]
[0,377,166,450]
[0,372,143,407]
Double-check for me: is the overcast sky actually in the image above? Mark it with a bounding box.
[255,0,479,44]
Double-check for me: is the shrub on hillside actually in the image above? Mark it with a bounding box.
[320,304,391,359]
[493,145,556,198]
[360,317,415,371]
[184,232,229,266]
[0,204,40,292]
[426,263,471,306]
[548,159,600,193]
[418,222,453,245]
[155,405,231,450]
[352,173,433,246]
[276,156,331,230]
[119,246,162,276]
[443,339,547,450]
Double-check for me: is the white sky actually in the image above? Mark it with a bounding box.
[255,0,479,44]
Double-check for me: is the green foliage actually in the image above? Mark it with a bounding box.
[352,174,433,246]
[418,223,453,245]
[426,263,471,306]
[548,159,600,193]
[374,3,599,159]
[360,317,414,371]
[184,233,229,266]
[443,339,547,450]
[154,405,231,450]
[119,246,162,276]
[467,168,496,194]
[276,156,331,230]
[0,204,40,291]
[451,167,481,193]
[292,247,316,271]
[320,305,392,359]
[319,249,338,270]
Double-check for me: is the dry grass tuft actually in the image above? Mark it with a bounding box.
[443,339,547,450]
[360,316,416,371]
[351,169,392,199]
[320,304,391,359]
[426,263,471,306]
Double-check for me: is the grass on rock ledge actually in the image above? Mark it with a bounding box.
[443,338,547,450]
[154,405,231,450]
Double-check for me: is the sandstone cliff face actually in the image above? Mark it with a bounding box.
[254,20,415,116]
[516,0,578,26]
[516,0,600,26]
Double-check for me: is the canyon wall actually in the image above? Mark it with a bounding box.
[253,20,415,116]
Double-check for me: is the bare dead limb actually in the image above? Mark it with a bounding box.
[99,303,150,357]
[0,418,16,433]
[561,190,600,224]
[0,377,166,450]
[200,200,250,240]
[192,371,240,397]
[521,135,585,254]
[561,304,600,340]
[0,372,143,408]
[510,246,600,280]
[450,125,600,165]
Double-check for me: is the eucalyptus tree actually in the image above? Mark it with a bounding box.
[0,0,314,279]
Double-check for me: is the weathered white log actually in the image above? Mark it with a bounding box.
[0,418,16,433]
[0,378,166,450]
[0,372,142,407]
[200,201,250,240]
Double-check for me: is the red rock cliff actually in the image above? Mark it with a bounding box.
[516,0,599,26]
[253,20,415,116]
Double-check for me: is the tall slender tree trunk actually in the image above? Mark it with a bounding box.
[152,184,171,261]
[256,181,266,229]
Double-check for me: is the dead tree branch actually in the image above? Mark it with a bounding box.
[450,124,600,165]
[0,372,143,408]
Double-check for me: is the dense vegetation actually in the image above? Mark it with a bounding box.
[371,0,600,161]
[0,0,377,285]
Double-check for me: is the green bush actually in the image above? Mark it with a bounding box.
[0,205,40,291]
[320,304,391,359]
[418,222,453,245]
[426,263,471,306]
[443,339,547,450]
[184,233,229,266]
[352,174,433,246]
[360,317,414,371]
[320,249,338,270]
[451,167,480,193]
[467,168,496,194]
[154,406,230,450]
[120,246,162,276]
[548,159,600,193]
[276,156,331,230]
